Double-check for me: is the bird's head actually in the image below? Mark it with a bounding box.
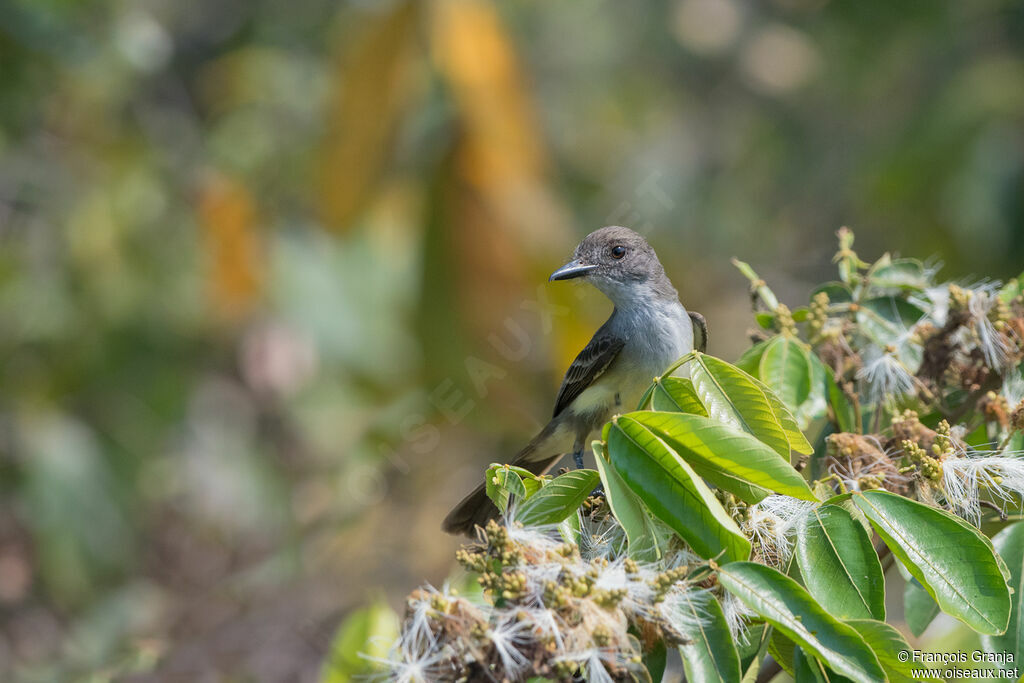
[549,226,675,304]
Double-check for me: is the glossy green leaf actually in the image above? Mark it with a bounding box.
[768,630,796,675]
[592,440,671,562]
[485,464,527,513]
[853,490,1011,635]
[717,562,885,683]
[632,411,816,502]
[735,341,769,376]
[686,353,788,455]
[903,576,939,637]
[749,376,815,455]
[676,592,741,683]
[515,469,599,526]
[982,522,1024,666]
[759,335,812,417]
[739,625,772,683]
[796,504,885,620]
[605,416,751,562]
[650,376,709,416]
[558,509,581,546]
[688,352,812,455]
[793,646,848,683]
[644,641,667,682]
[845,618,938,683]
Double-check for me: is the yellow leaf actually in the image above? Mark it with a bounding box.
[430,0,569,252]
[197,173,263,320]
[318,0,419,232]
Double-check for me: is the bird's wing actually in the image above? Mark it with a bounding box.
[688,311,708,353]
[552,329,626,418]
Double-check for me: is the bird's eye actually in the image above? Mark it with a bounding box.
[610,245,626,259]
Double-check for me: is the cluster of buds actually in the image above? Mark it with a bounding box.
[948,283,972,313]
[900,439,943,481]
[889,410,936,451]
[934,420,957,458]
[774,304,798,336]
[894,415,958,482]
[857,473,886,490]
[651,566,689,602]
[455,520,524,573]
[833,226,869,283]
[387,511,711,682]
[715,489,749,523]
[827,431,870,460]
[995,297,1014,327]
[807,291,829,344]
[819,431,910,496]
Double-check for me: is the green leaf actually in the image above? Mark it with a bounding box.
[796,504,885,620]
[759,335,813,418]
[739,625,772,683]
[856,298,925,351]
[824,364,857,433]
[812,282,853,304]
[558,505,583,545]
[320,600,399,682]
[768,630,797,675]
[631,411,816,502]
[676,592,741,683]
[845,618,938,683]
[688,352,812,456]
[793,646,848,683]
[982,522,1024,666]
[592,440,671,562]
[756,312,776,329]
[853,490,1011,635]
[796,350,828,428]
[485,465,527,513]
[644,641,667,682]
[515,469,599,526]
[735,341,769,376]
[869,258,928,291]
[999,273,1024,304]
[903,576,939,637]
[605,416,751,562]
[750,376,815,455]
[650,377,709,416]
[717,562,885,683]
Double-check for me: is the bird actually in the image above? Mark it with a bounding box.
[442,226,706,535]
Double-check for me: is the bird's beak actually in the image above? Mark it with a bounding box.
[549,260,598,281]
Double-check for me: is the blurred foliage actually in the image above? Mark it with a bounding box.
[0,0,1023,679]
[319,599,398,682]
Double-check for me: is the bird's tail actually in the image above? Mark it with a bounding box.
[441,423,568,536]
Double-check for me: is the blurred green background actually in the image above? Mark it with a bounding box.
[1,0,1023,679]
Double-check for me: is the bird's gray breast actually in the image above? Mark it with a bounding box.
[605,300,694,414]
[624,300,695,377]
